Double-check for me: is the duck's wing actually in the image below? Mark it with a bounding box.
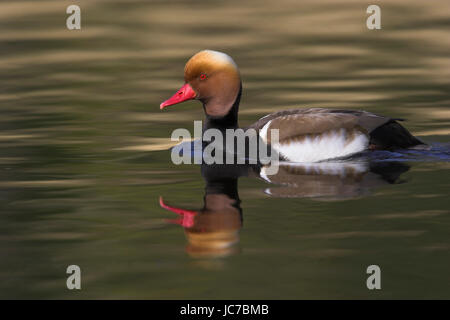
[251,108,391,162]
[250,108,391,138]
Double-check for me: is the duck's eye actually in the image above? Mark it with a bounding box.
[199,73,207,80]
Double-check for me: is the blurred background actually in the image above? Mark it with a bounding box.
[0,0,449,299]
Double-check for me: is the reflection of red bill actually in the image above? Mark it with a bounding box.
[160,83,196,109]
[159,196,197,228]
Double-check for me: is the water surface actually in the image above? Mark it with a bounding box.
[1,0,449,299]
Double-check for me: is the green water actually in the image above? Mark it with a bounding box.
[1,0,449,299]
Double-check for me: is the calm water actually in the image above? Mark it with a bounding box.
[1,0,449,299]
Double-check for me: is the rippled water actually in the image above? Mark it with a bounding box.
[1,0,449,299]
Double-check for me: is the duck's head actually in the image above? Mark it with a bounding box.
[160,50,241,118]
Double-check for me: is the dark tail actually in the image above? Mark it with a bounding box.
[369,120,426,150]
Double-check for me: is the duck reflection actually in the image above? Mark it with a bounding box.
[159,161,409,257]
[159,164,252,258]
[260,161,410,199]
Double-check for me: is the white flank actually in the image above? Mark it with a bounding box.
[258,120,272,144]
[273,128,368,162]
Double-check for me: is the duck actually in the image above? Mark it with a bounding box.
[160,50,426,163]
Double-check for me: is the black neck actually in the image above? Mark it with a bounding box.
[203,84,242,131]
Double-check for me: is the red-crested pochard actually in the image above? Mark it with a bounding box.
[160,50,426,162]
